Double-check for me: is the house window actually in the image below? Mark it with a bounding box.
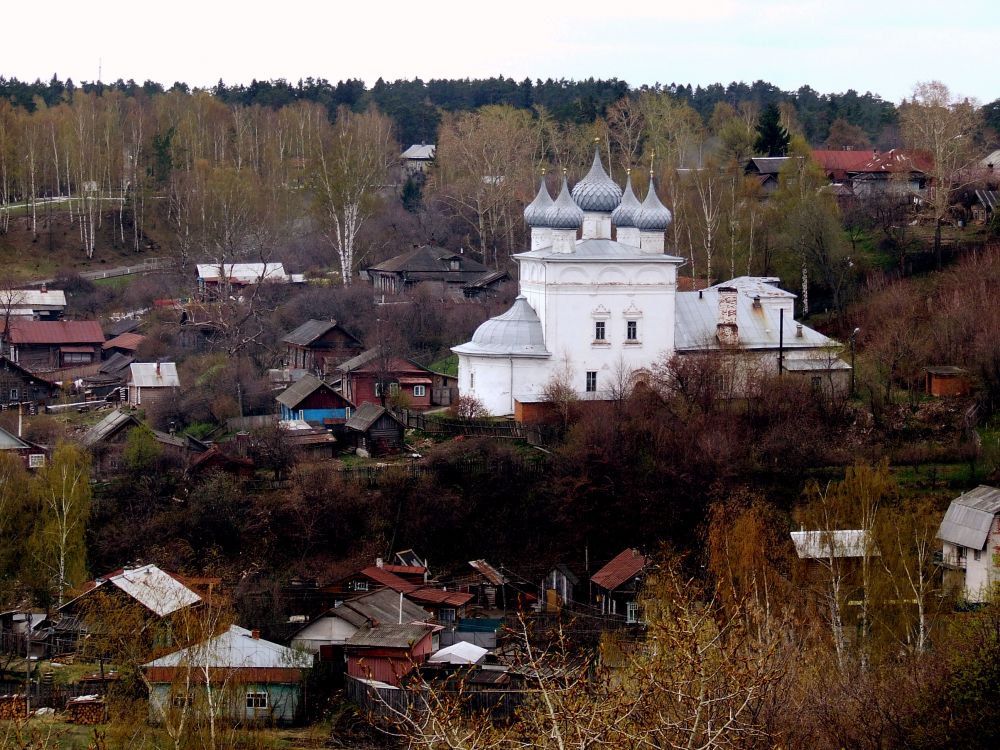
[585,371,597,393]
[438,608,456,623]
[974,549,982,562]
[8,388,17,401]
[413,385,426,397]
[172,693,192,708]
[350,580,369,592]
[390,382,400,396]
[470,372,475,389]
[626,601,640,624]
[626,320,638,341]
[594,321,606,341]
[62,352,93,365]
[449,259,461,271]
[246,692,268,709]
[28,454,45,469]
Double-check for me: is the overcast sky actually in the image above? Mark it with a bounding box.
[4,0,997,104]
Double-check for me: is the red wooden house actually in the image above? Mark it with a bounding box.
[345,623,436,686]
[336,348,435,409]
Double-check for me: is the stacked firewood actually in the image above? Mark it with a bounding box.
[0,695,28,720]
[66,696,106,725]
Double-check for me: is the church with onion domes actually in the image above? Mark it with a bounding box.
[453,149,850,418]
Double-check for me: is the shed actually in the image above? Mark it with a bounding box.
[126,362,180,408]
[925,366,971,397]
[345,623,436,687]
[344,403,406,457]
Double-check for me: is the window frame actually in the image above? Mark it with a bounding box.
[438,607,456,623]
[585,371,597,393]
[626,319,638,342]
[28,454,45,469]
[8,388,17,401]
[594,320,606,342]
[626,600,640,624]
[246,691,268,709]
[412,384,426,398]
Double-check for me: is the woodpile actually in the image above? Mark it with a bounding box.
[66,696,106,725]
[0,695,28,720]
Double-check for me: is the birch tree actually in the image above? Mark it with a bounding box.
[310,105,396,285]
[31,442,91,605]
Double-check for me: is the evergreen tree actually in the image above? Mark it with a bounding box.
[754,103,790,156]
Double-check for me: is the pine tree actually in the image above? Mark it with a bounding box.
[754,103,790,157]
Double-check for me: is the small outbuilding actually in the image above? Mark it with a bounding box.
[126,362,180,408]
[344,403,406,457]
[925,366,971,397]
[345,623,436,687]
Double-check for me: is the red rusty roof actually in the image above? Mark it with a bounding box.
[5,320,104,345]
[408,588,473,608]
[811,150,875,180]
[360,566,418,593]
[853,148,933,174]
[102,332,146,351]
[591,548,648,592]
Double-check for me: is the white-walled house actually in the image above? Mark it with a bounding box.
[453,151,850,418]
[937,485,1000,603]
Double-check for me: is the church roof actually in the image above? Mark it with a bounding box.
[524,177,555,227]
[674,288,839,351]
[709,277,796,299]
[545,177,585,229]
[611,172,642,228]
[572,147,622,212]
[515,238,684,263]
[452,296,550,358]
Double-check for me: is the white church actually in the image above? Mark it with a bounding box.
[453,150,850,419]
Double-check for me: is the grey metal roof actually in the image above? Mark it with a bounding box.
[515,238,685,263]
[937,485,1000,549]
[337,348,381,373]
[544,177,584,229]
[611,172,642,228]
[346,623,434,649]
[710,276,796,299]
[145,624,311,670]
[401,144,436,160]
[524,177,555,227]
[333,589,429,629]
[747,157,791,175]
[791,530,870,559]
[634,177,672,232]
[99,352,133,376]
[452,296,550,358]
[674,289,842,351]
[275,373,341,409]
[0,426,30,451]
[81,409,141,447]
[128,362,180,388]
[571,148,622,212]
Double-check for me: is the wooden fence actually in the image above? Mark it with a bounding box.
[344,674,523,723]
[399,409,552,446]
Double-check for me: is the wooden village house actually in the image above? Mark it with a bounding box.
[282,319,364,376]
[0,356,59,408]
[345,623,437,687]
[276,374,354,428]
[344,404,406,457]
[2,319,104,372]
[591,548,648,623]
[126,362,180,409]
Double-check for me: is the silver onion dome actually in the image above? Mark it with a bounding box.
[523,176,555,227]
[611,170,642,228]
[571,147,623,212]
[467,296,547,354]
[544,176,584,229]
[635,176,672,232]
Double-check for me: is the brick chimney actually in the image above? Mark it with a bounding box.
[716,287,739,347]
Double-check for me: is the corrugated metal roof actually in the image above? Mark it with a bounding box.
[710,276,796,299]
[401,144,436,160]
[99,352,133,375]
[975,190,999,212]
[196,263,288,283]
[674,288,842,352]
[6,320,104,345]
[937,485,1000,549]
[592,548,647,592]
[107,564,202,616]
[346,623,434,649]
[145,624,311,669]
[0,289,67,307]
[791,530,870,559]
[336,589,429,629]
[81,409,140,447]
[409,588,473,607]
[469,559,506,586]
[128,362,180,388]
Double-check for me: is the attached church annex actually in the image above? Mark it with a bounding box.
[453,150,850,418]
